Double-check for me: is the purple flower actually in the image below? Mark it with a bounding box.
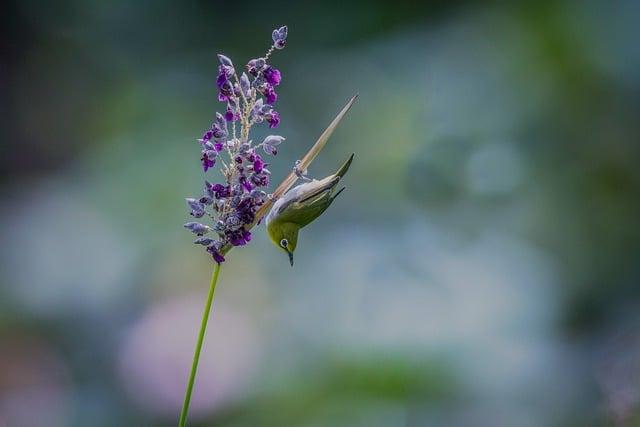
[235,198,255,224]
[217,55,235,81]
[184,222,211,236]
[224,103,239,121]
[186,198,206,218]
[239,176,253,192]
[194,237,215,245]
[250,189,267,203]
[200,130,213,143]
[216,72,228,88]
[227,228,252,246]
[218,80,234,101]
[266,111,280,128]
[240,73,251,98]
[217,54,234,68]
[262,84,277,104]
[201,148,217,172]
[246,58,265,76]
[186,26,291,264]
[262,135,284,156]
[199,195,213,205]
[252,154,265,173]
[251,172,270,187]
[210,183,231,199]
[206,244,226,263]
[272,26,288,50]
[263,66,281,86]
[250,99,268,123]
[212,126,225,140]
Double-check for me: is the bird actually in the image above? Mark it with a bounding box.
[266,153,354,266]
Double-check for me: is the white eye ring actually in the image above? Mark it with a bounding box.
[280,238,288,248]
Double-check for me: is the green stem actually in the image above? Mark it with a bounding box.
[178,263,221,427]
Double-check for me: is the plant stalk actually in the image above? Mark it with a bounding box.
[178,263,221,427]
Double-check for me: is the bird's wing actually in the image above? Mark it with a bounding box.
[274,176,340,227]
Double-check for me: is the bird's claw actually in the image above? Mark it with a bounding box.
[294,160,312,182]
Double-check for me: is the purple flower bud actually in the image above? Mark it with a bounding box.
[184,222,211,236]
[263,66,281,86]
[201,152,216,172]
[213,142,224,151]
[263,144,277,155]
[266,111,280,128]
[200,130,214,143]
[215,112,227,128]
[263,135,284,146]
[206,244,225,263]
[253,155,265,173]
[226,214,241,229]
[250,99,265,122]
[224,103,240,121]
[240,73,251,97]
[211,183,231,199]
[239,176,254,192]
[199,195,213,205]
[251,172,270,187]
[212,127,226,140]
[272,26,288,50]
[194,237,216,246]
[186,198,206,217]
[262,84,277,104]
[217,54,234,67]
[250,189,267,203]
[227,228,252,246]
[246,58,266,76]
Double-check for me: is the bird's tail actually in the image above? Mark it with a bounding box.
[335,153,354,179]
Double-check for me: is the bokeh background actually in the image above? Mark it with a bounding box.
[2,1,640,426]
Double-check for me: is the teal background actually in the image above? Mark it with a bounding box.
[1,1,640,426]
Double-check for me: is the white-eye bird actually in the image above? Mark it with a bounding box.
[266,153,354,266]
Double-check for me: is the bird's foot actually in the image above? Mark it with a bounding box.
[294,160,312,182]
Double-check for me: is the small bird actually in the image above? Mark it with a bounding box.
[266,153,354,266]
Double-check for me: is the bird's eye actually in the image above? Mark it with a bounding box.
[280,238,288,248]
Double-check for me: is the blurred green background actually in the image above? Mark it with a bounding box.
[2,0,640,426]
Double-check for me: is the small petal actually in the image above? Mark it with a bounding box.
[194,237,215,246]
[266,111,280,128]
[263,66,282,86]
[246,58,266,76]
[262,84,277,104]
[240,73,251,97]
[253,155,265,173]
[206,245,225,263]
[217,54,233,67]
[263,144,277,155]
[263,135,285,146]
[186,198,203,210]
[184,222,211,236]
[272,26,288,50]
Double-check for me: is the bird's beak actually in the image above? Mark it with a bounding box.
[287,250,294,267]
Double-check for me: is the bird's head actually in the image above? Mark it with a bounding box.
[267,222,299,266]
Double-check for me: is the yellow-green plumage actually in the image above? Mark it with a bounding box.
[266,153,354,265]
